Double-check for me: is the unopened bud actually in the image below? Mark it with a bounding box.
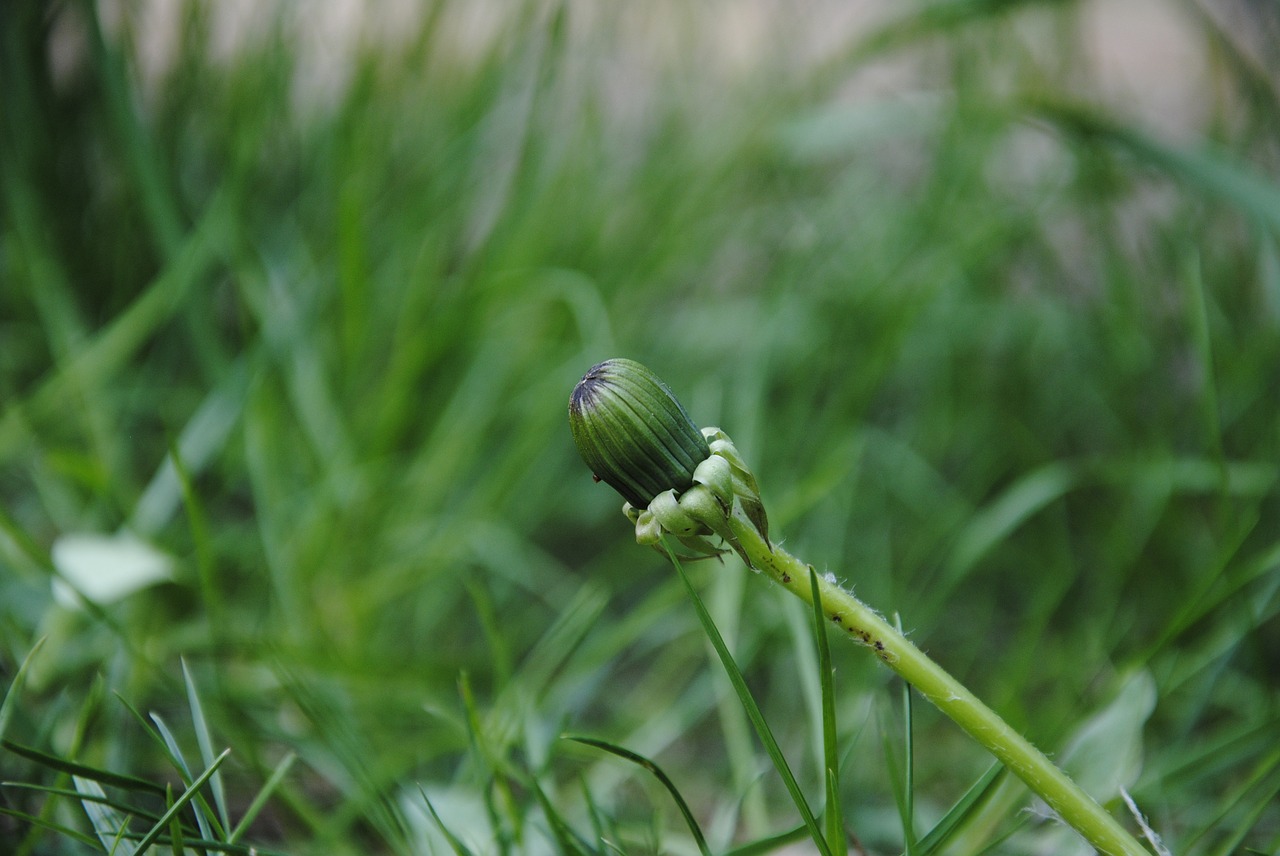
[569,359,710,509]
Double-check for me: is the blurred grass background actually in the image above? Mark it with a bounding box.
[2,0,1279,853]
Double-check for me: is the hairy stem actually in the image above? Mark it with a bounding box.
[723,505,1150,856]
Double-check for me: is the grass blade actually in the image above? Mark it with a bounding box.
[724,822,809,856]
[0,638,45,743]
[664,539,833,856]
[898,614,916,854]
[566,734,712,856]
[915,761,1006,855]
[166,783,186,856]
[1032,98,1280,233]
[73,776,138,856]
[528,775,593,856]
[132,747,231,853]
[183,659,230,831]
[2,781,162,826]
[147,711,221,841]
[416,785,476,856]
[0,805,102,849]
[2,740,164,796]
[807,567,847,855]
[228,751,296,844]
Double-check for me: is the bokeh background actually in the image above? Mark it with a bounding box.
[2,1,1279,853]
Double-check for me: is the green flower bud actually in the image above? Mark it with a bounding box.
[569,359,711,510]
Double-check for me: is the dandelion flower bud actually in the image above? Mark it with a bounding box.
[569,359,710,509]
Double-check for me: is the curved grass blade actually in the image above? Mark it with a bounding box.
[0,805,101,849]
[565,734,712,856]
[914,761,1006,855]
[73,776,137,855]
[132,747,231,853]
[183,658,230,832]
[0,638,45,744]
[1,781,161,826]
[416,785,475,856]
[664,538,833,856]
[1200,746,1280,856]
[578,775,610,847]
[807,567,847,855]
[228,751,296,844]
[528,775,594,856]
[147,711,224,842]
[114,692,227,841]
[724,822,809,856]
[1,740,164,795]
[1032,98,1280,233]
[1,798,288,856]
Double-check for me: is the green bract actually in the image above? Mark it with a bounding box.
[569,359,711,510]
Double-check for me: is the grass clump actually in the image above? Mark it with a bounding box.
[2,0,1279,853]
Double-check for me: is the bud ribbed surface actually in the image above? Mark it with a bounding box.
[569,359,710,509]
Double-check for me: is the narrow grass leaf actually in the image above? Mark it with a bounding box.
[0,502,56,579]
[1184,745,1280,855]
[970,815,1032,856]
[1,782,161,826]
[807,567,847,855]
[2,740,164,795]
[113,696,225,838]
[121,691,230,838]
[915,762,1006,855]
[0,805,101,849]
[0,638,45,743]
[82,0,185,255]
[1204,772,1280,856]
[897,614,916,855]
[171,434,224,638]
[0,185,232,460]
[1033,98,1280,233]
[73,776,138,855]
[416,785,476,856]
[566,734,712,856]
[529,776,593,856]
[457,673,519,849]
[166,783,185,856]
[132,747,231,853]
[724,823,810,856]
[943,462,1078,592]
[228,751,296,844]
[147,712,219,842]
[664,539,833,856]
[1136,520,1272,666]
[115,694,182,767]
[465,580,514,690]
[1178,251,1224,463]
[183,658,230,831]
[577,775,614,848]
[131,338,255,539]
[879,700,911,850]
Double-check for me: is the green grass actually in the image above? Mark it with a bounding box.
[2,0,1280,853]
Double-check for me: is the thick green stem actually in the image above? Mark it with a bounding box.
[724,506,1151,856]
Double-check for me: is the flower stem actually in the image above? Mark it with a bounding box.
[723,505,1151,856]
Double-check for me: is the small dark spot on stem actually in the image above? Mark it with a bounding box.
[781,573,791,584]
[831,614,842,624]
[874,640,884,651]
